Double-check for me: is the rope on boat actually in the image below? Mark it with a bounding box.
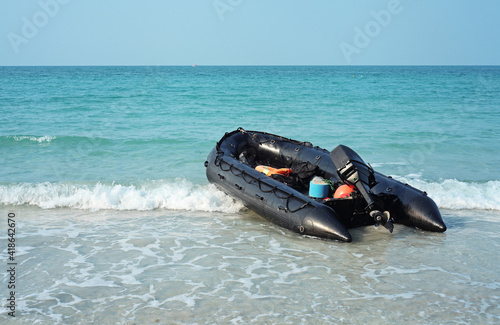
[214,154,313,213]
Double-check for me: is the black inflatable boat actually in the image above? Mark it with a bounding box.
[205,128,446,242]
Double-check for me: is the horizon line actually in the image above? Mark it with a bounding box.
[1,64,500,68]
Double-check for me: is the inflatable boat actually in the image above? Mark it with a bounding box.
[205,128,446,242]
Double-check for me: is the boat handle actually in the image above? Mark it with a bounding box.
[234,184,243,190]
[278,206,288,213]
[255,194,264,201]
[217,173,225,180]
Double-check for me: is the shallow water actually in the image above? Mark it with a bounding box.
[2,206,499,324]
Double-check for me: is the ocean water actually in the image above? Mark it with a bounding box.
[1,66,500,324]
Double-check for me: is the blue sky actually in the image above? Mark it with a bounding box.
[1,0,499,66]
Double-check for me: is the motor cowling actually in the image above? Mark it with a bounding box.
[330,145,393,232]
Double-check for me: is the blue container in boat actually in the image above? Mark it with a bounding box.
[309,176,329,198]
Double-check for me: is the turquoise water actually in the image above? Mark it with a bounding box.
[1,66,500,323]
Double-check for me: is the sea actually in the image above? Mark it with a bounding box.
[1,66,499,324]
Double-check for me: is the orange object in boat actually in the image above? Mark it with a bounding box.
[255,165,292,177]
[334,184,356,198]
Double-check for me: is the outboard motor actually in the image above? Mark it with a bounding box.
[330,145,393,232]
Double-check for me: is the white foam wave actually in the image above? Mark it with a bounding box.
[395,177,500,211]
[2,178,498,212]
[0,180,244,213]
[13,135,56,143]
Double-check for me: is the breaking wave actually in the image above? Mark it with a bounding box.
[1,178,499,212]
[0,179,244,213]
[5,135,57,143]
[395,177,500,211]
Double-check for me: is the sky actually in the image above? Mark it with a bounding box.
[1,0,499,66]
